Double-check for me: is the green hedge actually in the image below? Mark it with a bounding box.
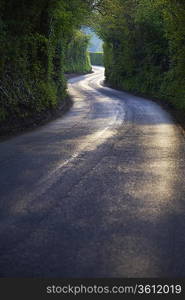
[64,31,92,74]
[0,0,94,129]
[95,0,185,113]
[89,52,104,66]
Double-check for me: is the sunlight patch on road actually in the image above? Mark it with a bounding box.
[122,123,179,221]
[38,125,116,185]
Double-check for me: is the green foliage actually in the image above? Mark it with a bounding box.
[95,0,185,112]
[89,52,104,66]
[0,0,95,126]
[64,31,92,74]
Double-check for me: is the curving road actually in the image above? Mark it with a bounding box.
[0,66,185,277]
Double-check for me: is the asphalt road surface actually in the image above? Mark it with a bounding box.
[0,66,185,278]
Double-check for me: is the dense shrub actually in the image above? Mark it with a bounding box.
[64,31,92,74]
[94,0,185,112]
[0,0,94,128]
[89,52,104,66]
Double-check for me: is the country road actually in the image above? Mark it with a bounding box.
[0,66,185,278]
